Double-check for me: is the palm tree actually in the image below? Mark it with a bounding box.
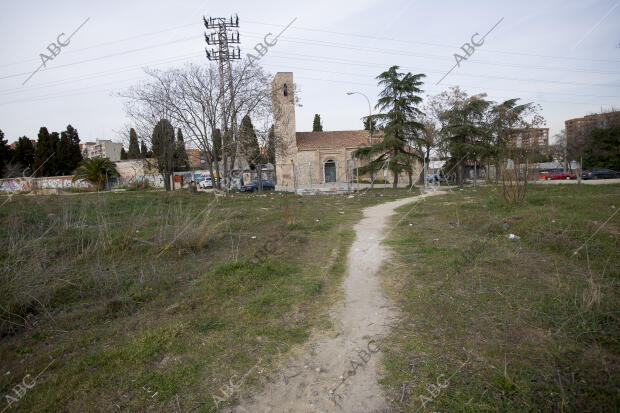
[72,157,119,191]
[353,66,426,188]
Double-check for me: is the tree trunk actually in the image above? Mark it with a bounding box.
[163,172,171,191]
[257,163,263,193]
[393,170,398,188]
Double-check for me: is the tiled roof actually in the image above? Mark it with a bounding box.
[296,130,383,150]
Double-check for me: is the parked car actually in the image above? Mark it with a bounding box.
[546,172,576,180]
[581,168,620,180]
[426,173,447,183]
[240,179,275,192]
[198,178,213,189]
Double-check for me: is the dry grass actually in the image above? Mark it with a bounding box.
[0,187,418,412]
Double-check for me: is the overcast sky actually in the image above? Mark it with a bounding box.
[0,0,619,146]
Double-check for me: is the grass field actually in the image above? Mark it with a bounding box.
[0,188,417,412]
[379,184,620,412]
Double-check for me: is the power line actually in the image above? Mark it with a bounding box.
[0,21,202,69]
[2,46,616,100]
[243,19,620,64]
[240,32,620,75]
[2,65,617,108]
[0,35,201,80]
[264,51,620,88]
[3,27,620,84]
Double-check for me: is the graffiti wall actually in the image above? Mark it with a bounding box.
[0,176,94,193]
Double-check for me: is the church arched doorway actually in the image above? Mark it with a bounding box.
[324,160,336,183]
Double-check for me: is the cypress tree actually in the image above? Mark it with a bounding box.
[65,125,82,170]
[140,140,148,158]
[33,127,58,176]
[14,136,35,172]
[240,115,260,167]
[267,125,276,164]
[312,114,323,132]
[151,119,176,190]
[56,131,74,175]
[175,128,189,170]
[120,147,128,160]
[128,128,140,158]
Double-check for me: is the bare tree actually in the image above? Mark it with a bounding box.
[120,60,272,190]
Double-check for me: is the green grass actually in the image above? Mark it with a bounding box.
[379,184,620,412]
[0,187,418,412]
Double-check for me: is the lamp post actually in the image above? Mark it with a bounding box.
[346,92,373,145]
[347,91,374,187]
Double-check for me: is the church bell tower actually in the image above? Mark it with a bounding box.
[272,72,297,187]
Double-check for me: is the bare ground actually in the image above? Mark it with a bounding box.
[232,192,437,413]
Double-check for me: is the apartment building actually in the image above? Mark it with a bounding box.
[511,128,549,152]
[81,139,123,161]
[565,110,620,154]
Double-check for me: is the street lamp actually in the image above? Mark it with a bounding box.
[347,91,374,187]
[346,92,373,145]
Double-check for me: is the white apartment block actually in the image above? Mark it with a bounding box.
[82,139,123,161]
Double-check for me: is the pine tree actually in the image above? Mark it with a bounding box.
[14,136,35,172]
[312,114,323,132]
[120,147,128,160]
[175,128,189,170]
[353,66,426,188]
[240,115,260,167]
[128,128,140,159]
[33,127,58,176]
[140,140,148,158]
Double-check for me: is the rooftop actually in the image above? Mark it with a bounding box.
[295,130,382,150]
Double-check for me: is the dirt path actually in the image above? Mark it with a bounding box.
[232,193,436,413]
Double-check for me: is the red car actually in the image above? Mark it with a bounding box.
[546,172,576,180]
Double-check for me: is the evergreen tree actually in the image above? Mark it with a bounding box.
[353,66,426,188]
[33,127,58,176]
[312,114,323,132]
[363,116,378,132]
[151,119,176,190]
[443,96,492,187]
[582,126,620,171]
[140,140,148,158]
[65,125,82,170]
[128,128,140,158]
[14,136,35,173]
[120,147,128,160]
[266,125,276,164]
[174,128,189,170]
[239,115,261,167]
[56,131,74,175]
[212,128,222,162]
[0,129,9,178]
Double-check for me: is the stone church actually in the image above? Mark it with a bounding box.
[272,72,381,189]
[272,72,420,189]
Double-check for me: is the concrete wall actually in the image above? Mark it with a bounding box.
[0,176,94,192]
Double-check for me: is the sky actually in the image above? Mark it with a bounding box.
[0,0,619,146]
